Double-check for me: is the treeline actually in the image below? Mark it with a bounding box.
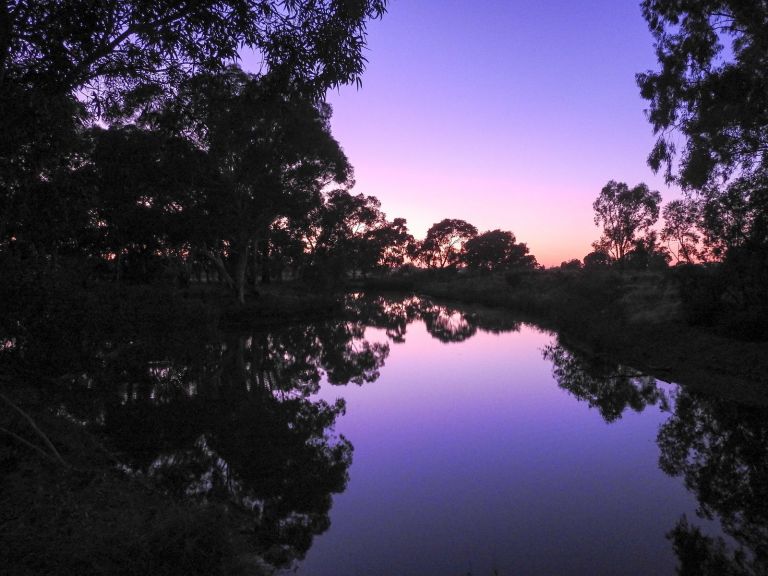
[0,1,397,304]
[0,3,537,305]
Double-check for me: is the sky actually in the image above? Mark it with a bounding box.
[314,0,681,267]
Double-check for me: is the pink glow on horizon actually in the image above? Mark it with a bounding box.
[323,1,683,267]
[240,1,685,267]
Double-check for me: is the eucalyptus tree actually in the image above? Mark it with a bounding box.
[462,229,537,272]
[661,199,702,264]
[1,0,387,260]
[638,1,768,275]
[305,190,386,280]
[157,68,351,302]
[416,218,478,269]
[637,1,768,189]
[592,181,661,263]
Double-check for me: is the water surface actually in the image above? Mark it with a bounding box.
[28,294,766,575]
[299,299,695,575]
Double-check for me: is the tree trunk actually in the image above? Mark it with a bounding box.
[233,235,249,304]
[260,235,271,284]
[203,248,235,291]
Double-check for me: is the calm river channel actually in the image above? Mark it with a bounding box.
[49,293,764,575]
[285,295,761,576]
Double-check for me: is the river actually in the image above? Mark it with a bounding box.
[29,294,767,575]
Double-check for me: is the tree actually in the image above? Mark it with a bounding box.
[305,190,386,281]
[583,250,612,270]
[637,1,768,189]
[624,232,671,271]
[2,0,388,109]
[559,259,583,271]
[661,200,702,264]
[1,0,387,261]
[365,217,415,271]
[416,218,477,269]
[462,229,537,272]
[592,180,661,263]
[161,68,351,302]
[78,125,213,281]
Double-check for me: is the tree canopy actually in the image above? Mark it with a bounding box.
[592,180,661,263]
[462,229,537,271]
[416,218,477,269]
[637,1,768,189]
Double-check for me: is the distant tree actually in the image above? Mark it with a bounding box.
[365,217,415,271]
[462,229,537,272]
[661,200,702,264]
[624,232,671,271]
[592,180,661,263]
[559,259,583,271]
[583,250,612,270]
[416,218,477,269]
[309,190,386,280]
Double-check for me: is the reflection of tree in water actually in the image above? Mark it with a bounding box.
[421,306,477,343]
[48,316,390,571]
[542,341,668,422]
[658,391,768,576]
[344,294,521,344]
[3,294,524,570]
[344,293,422,343]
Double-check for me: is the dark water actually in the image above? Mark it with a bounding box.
[27,294,768,575]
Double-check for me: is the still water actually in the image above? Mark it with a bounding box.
[45,294,767,575]
[296,297,700,575]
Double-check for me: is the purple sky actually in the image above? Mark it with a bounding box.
[320,0,681,266]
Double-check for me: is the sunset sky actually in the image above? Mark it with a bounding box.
[321,0,681,267]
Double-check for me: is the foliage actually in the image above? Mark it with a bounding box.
[0,0,388,298]
[637,1,768,188]
[661,199,702,264]
[583,250,612,270]
[658,390,768,574]
[592,180,661,263]
[624,232,671,271]
[699,175,768,261]
[415,218,477,269]
[559,259,583,271]
[3,0,388,110]
[462,229,537,272]
[542,342,667,423]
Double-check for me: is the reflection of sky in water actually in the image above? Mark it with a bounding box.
[302,322,715,576]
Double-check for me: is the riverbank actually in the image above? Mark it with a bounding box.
[396,270,768,404]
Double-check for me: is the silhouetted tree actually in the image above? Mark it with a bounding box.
[158,68,351,302]
[365,217,415,271]
[462,229,537,272]
[637,1,768,189]
[559,259,583,271]
[592,180,661,263]
[1,0,387,262]
[307,190,386,281]
[661,199,702,264]
[416,218,477,269]
[624,232,671,271]
[583,250,612,270]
